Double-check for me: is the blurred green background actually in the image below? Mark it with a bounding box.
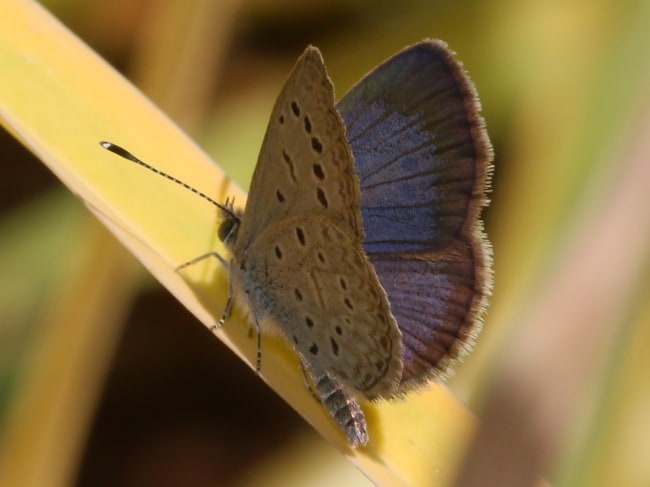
[1,0,649,486]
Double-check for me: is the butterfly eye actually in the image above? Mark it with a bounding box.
[218,216,239,243]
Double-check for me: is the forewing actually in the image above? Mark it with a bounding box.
[236,46,362,250]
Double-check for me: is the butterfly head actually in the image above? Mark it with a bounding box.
[217,198,241,247]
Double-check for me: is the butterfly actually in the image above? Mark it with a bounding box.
[214,39,492,447]
[101,39,492,448]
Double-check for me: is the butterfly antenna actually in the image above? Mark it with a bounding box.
[99,141,237,219]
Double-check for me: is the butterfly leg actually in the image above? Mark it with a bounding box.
[299,360,321,402]
[180,253,263,373]
[309,368,368,448]
[253,314,262,373]
[176,251,233,330]
[211,273,234,332]
[238,303,263,374]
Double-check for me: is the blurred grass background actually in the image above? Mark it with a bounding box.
[1,0,649,486]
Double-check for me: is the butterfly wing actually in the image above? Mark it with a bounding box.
[235,46,363,251]
[243,215,403,399]
[230,46,403,398]
[336,40,493,388]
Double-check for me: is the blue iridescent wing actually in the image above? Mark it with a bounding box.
[336,40,493,389]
